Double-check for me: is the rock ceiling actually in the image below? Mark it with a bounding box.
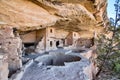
[0,0,108,37]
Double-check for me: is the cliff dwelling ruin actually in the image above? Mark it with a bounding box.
[0,0,109,80]
[20,27,84,53]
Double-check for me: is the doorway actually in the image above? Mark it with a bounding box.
[56,41,60,47]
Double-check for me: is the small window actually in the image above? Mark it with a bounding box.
[74,33,76,37]
[50,41,52,47]
[50,29,52,33]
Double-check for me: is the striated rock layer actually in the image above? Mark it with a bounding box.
[0,0,108,38]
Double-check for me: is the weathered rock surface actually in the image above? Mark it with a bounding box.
[10,49,97,80]
[21,59,90,80]
[0,0,108,79]
[0,27,22,75]
[35,37,45,53]
[75,38,94,48]
[0,54,8,80]
[0,0,108,37]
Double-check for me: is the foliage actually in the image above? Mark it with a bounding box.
[95,0,120,79]
[114,59,120,73]
[95,27,120,80]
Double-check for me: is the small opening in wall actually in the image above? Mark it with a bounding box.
[74,33,76,37]
[50,41,52,47]
[12,58,15,61]
[50,29,53,33]
[24,43,35,48]
[9,42,11,44]
[56,41,59,47]
[23,43,35,56]
[40,25,42,27]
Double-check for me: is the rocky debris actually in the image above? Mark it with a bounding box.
[65,49,98,79]
[10,49,97,80]
[0,54,9,80]
[23,46,35,55]
[80,49,97,60]
[0,27,22,76]
[9,60,34,80]
[20,59,90,80]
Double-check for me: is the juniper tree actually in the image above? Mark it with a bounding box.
[95,0,120,79]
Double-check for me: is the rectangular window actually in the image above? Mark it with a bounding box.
[50,29,52,33]
[50,41,52,47]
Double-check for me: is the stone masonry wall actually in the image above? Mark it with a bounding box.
[0,27,22,75]
[0,54,8,80]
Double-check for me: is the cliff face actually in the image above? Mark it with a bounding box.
[0,0,108,79]
[0,0,108,37]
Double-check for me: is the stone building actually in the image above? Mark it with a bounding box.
[20,27,81,53]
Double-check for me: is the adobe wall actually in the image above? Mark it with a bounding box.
[66,32,73,46]
[72,32,80,45]
[35,37,46,53]
[0,54,8,80]
[36,29,46,42]
[79,31,94,38]
[20,31,36,43]
[34,27,94,52]
[0,27,22,76]
[46,27,57,51]
[75,38,94,48]
[55,28,69,47]
[55,29,69,39]
[35,29,46,53]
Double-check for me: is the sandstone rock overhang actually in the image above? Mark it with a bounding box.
[0,0,108,36]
